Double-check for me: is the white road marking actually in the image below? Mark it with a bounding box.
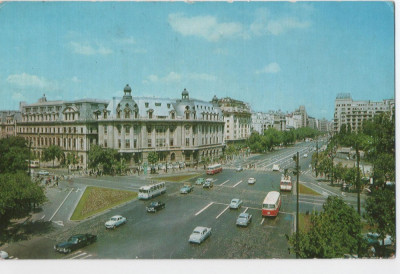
[243,207,248,213]
[220,180,230,186]
[260,218,265,225]
[232,180,243,188]
[302,181,338,196]
[195,202,214,216]
[80,254,92,259]
[215,205,230,219]
[49,188,73,221]
[299,200,324,206]
[70,252,87,259]
[52,220,64,226]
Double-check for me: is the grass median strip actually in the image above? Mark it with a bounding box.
[70,186,137,221]
[299,184,321,196]
[152,173,200,182]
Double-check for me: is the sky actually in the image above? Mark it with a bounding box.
[0,1,394,120]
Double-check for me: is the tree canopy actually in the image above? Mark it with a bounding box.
[287,196,363,258]
[42,145,63,167]
[0,136,29,173]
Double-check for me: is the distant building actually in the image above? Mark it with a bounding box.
[251,112,273,134]
[333,93,394,133]
[215,96,251,142]
[0,110,21,138]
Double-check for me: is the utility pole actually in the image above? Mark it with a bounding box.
[315,138,319,177]
[293,151,300,258]
[28,140,31,175]
[355,142,361,215]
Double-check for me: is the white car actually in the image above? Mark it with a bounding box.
[0,250,8,259]
[236,166,243,172]
[229,198,243,209]
[105,215,127,229]
[248,178,256,184]
[303,154,308,158]
[38,170,49,176]
[189,226,212,244]
[272,164,280,171]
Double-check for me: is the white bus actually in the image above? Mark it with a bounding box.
[262,191,281,217]
[138,182,166,200]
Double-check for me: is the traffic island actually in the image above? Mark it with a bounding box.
[299,184,321,196]
[70,186,137,221]
[152,173,200,182]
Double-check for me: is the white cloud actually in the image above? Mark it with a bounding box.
[256,63,281,74]
[7,73,58,90]
[12,92,26,101]
[250,8,311,36]
[114,36,136,45]
[70,41,113,55]
[168,13,245,42]
[71,76,81,83]
[187,73,217,81]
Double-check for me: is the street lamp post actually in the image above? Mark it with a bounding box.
[292,151,300,258]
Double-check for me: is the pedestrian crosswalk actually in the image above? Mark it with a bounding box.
[63,250,94,259]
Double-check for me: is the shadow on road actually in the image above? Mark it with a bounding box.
[0,219,54,246]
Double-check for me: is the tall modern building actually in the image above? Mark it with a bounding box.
[16,86,225,168]
[215,96,251,142]
[333,93,394,133]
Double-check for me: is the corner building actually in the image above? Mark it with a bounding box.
[17,85,225,168]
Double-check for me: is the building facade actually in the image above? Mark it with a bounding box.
[16,86,225,168]
[333,93,394,133]
[0,110,21,138]
[251,112,274,134]
[215,96,251,142]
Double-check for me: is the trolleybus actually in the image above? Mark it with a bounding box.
[262,191,281,217]
[206,164,222,175]
[138,182,166,200]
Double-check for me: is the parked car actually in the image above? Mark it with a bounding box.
[105,215,127,229]
[303,153,308,158]
[229,198,243,209]
[0,250,9,259]
[248,178,256,184]
[189,226,212,244]
[38,170,49,176]
[54,234,97,254]
[236,212,252,227]
[203,178,213,188]
[180,185,194,194]
[195,177,205,185]
[146,201,165,213]
[236,166,243,172]
[272,164,280,171]
[365,232,393,247]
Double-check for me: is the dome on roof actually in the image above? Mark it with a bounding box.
[124,84,131,93]
[182,88,189,96]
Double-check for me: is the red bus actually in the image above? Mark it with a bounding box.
[206,164,222,175]
[262,191,281,217]
[280,175,292,192]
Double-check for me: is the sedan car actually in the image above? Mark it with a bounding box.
[236,212,252,227]
[195,177,205,185]
[180,185,194,194]
[272,164,280,171]
[146,201,165,213]
[189,226,212,244]
[365,232,393,246]
[229,198,243,209]
[38,170,49,176]
[203,178,213,188]
[54,234,97,254]
[0,250,8,259]
[236,166,243,172]
[248,178,256,184]
[105,215,127,229]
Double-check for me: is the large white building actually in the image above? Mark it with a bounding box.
[16,85,225,168]
[215,96,251,142]
[333,93,394,133]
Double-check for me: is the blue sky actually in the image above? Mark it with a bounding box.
[0,1,394,120]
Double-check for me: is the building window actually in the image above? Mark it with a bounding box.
[170,138,174,146]
[148,139,152,148]
[118,127,121,134]
[145,102,149,108]
[134,139,137,148]
[104,140,108,148]
[149,112,153,119]
[104,127,108,134]
[186,138,190,146]
[125,139,130,148]
[125,126,130,134]
[118,139,121,148]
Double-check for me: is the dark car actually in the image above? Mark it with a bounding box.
[146,201,165,213]
[180,185,194,194]
[54,234,97,254]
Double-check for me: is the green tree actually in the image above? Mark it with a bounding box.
[0,136,30,173]
[88,145,104,170]
[88,145,118,175]
[287,196,363,258]
[42,145,63,168]
[365,188,395,256]
[0,172,46,228]
[148,151,158,165]
[65,152,79,169]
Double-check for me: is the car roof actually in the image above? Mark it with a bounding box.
[194,226,207,231]
[231,198,239,202]
[111,215,122,218]
[239,213,248,217]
